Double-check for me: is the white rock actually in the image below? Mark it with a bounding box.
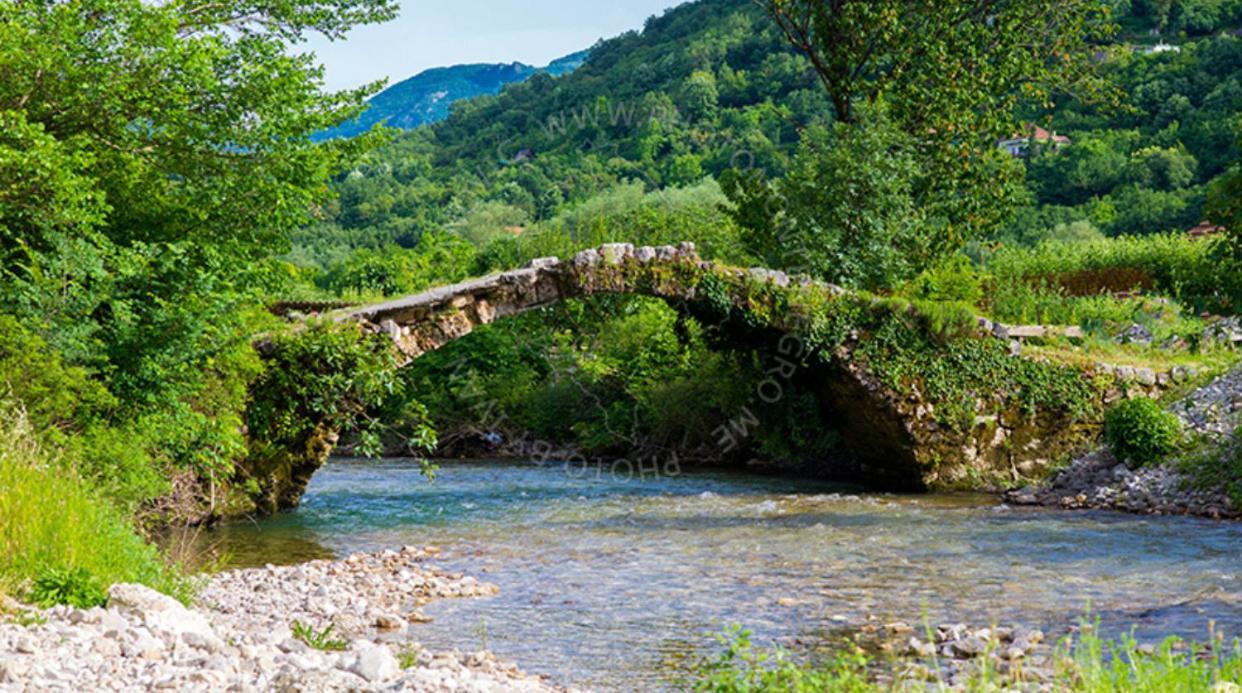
[181,630,225,654]
[350,642,400,683]
[108,584,218,645]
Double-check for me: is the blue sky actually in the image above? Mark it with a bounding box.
[302,0,688,92]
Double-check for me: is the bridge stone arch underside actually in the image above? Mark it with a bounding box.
[257,243,1129,513]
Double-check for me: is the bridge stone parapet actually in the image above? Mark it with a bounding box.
[343,242,717,363]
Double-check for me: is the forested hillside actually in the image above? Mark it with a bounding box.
[294,0,1242,274]
[284,0,1242,471]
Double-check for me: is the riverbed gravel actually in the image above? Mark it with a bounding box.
[1006,367,1241,519]
[0,546,565,692]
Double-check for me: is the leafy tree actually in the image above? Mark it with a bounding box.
[755,0,1117,248]
[0,0,396,490]
[723,105,934,288]
[1207,127,1242,259]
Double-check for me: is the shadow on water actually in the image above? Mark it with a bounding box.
[198,457,1242,691]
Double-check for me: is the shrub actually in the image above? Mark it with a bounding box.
[246,320,435,462]
[908,255,986,304]
[1105,397,1183,466]
[29,566,106,609]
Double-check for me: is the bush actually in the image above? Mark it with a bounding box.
[908,255,985,304]
[29,566,107,609]
[0,400,191,605]
[1105,397,1183,466]
[246,321,433,458]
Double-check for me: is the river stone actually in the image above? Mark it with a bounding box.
[109,584,218,644]
[1118,323,1153,346]
[182,630,224,653]
[374,613,404,630]
[951,636,987,657]
[350,641,400,683]
[13,634,37,654]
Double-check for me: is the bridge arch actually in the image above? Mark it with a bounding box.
[250,243,1164,514]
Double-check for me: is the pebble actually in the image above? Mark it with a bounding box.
[0,547,564,692]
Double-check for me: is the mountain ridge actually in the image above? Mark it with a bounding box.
[318,49,590,140]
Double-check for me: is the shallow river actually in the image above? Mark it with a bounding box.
[206,458,1242,690]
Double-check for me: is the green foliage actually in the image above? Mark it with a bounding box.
[395,645,423,669]
[449,201,529,248]
[0,0,397,510]
[691,622,1242,691]
[319,233,476,298]
[1180,432,1242,507]
[405,296,765,458]
[291,620,348,651]
[1105,397,1184,465]
[29,566,106,609]
[857,312,1102,431]
[1208,126,1242,261]
[758,0,1115,250]
[246,321,429,458]
[724,107,940,289]
[985,234,1239,313]
[0,400,191,605]
[473,179,754,274]
[908,256,986,305]
[692,624,872,692]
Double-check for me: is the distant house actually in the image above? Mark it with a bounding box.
[1187,220,1224,238]
[513,148,536,163]
[1134,42,1180,55]
[997,125,1071,158]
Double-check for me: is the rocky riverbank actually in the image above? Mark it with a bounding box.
[1006,367,1242,520]
[0,547,565,691]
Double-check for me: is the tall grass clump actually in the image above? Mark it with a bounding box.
[472,179,754,272]
[0,400,191,606]
[985,234,1238,313]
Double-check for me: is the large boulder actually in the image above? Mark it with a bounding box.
[107,584,222,650]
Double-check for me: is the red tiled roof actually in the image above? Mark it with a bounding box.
[1187,221,1224,237]
[1006,124,1070,143]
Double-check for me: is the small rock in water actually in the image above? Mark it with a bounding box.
[374,613,404,630]
[951,636,987,657]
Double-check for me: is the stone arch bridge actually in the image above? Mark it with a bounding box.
[253,243,1172,513]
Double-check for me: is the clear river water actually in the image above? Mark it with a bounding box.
[205,458,1242,690]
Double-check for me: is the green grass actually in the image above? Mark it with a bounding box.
[984,234,1236,314]
[291,620,349,651]
[692,623,1242,692]
[0,400,191,606]
[1181,433,1242,509]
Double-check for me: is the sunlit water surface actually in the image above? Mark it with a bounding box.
[204,458,1242,690]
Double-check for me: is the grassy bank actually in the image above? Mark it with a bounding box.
[0,400,190,608]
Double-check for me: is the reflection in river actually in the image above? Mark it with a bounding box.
[203,458,1242,690]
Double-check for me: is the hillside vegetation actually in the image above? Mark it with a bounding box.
[286,0,1242,469]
